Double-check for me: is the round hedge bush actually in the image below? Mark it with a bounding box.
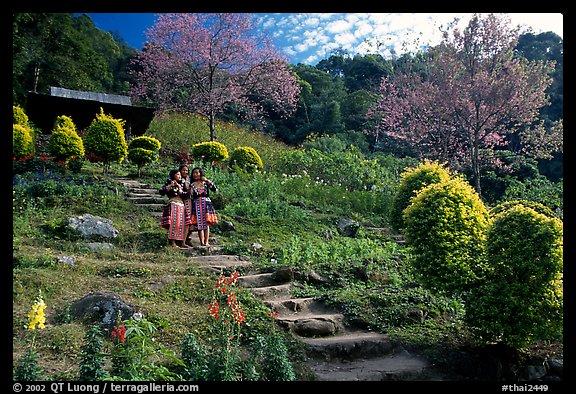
[129,135,161,152]
[13,105,29,127]
[403,175,490,296]
[228,146,263,173]
[48,115,84,162]
[489,199,557,220]
[83,108,128,171]
[13,124,35,159]
[390,160,453,232]
[191,141,229,164]
[465,205,563,348]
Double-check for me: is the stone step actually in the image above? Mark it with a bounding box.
[276,313,346,337]
[127,196,167,204]
[135,203,166,211]
[249,283,292,300]
[127,187,159,194]
[306,348,437,381]
[300,331,395,361]
[238,272,289,288]
[264,297,317,314]
[188,254,251,272]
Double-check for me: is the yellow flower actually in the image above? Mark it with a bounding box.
[26,295,46,330]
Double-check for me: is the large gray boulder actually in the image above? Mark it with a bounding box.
[67,213,119,239]
[69,291,136,329]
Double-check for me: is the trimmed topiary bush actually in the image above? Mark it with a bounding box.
[228,146,263,173]
[403,176,490,296]
[83,108,128,173]
[489,199,558,220]
[390,160,453,232]
[48,115,84,163]
[13,105,29,127]
[127,136,161,177]
[191,141,229,164]
[13,124,35,159]
[465,205,563,348]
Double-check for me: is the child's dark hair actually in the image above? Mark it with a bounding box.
[191,167,204,178]
[169,169,180,180]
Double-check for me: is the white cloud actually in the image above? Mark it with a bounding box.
[257,12,563,65]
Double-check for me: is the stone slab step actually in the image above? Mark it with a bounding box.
[300,331,395,360]
[306,349,438,381]
[249,283,292,299]
[238,272,289,288]
[264,297,317,314]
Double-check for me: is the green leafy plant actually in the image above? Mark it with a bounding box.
[14,291,46,381]
[13,124,35,159]
[190,141,229,164]
[390,160,453,232]
[465,205,563,349]
[83,108,128,173]
[79,325,109,381]
[127,139,160,177]
[228,146,263,173]
[403,176,490,296]
[48,115,85,164]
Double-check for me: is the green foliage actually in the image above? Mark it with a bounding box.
[489,199,557,220]
[228,146,263,172]
[13,105,30,126]
[403,176,490,296]
[48,128,85,162]
[53,115,77,132]
[13,124,35,159]
[129,135,161,151]
[13,347,44,381]
[127,136,161,176]
[83,108,128,172]
[79,325,109,381]
[109,317,183,381]
[190,141,229,164]
[249,331,296,381]
[180,332,210,381]
[465,205,563,348]
[390,160,453,232]
[503,176,563,219]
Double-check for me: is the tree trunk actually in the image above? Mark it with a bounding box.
[209,110,216,142]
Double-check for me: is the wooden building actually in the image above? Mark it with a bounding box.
[25,87,155,138]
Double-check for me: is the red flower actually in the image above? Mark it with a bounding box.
[111,324,127,343]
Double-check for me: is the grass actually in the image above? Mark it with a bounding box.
[12,114,563,381]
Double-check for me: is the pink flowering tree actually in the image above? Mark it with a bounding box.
[366,14,560,195]
[130,13,301,141]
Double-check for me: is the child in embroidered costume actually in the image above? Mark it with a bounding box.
[159,169,192,249]
[189,167,218,246]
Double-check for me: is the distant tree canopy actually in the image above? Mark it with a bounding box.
[12,12,562,181]
[129,13,301,142]
[12,13,137,106]
[365,14,562,196]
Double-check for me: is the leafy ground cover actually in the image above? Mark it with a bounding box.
[12,115,563,381]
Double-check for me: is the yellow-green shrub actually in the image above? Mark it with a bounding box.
[390,160,453,232]
[190,141,228,164]
[48,115,84,162]
[403,176,490,296]
[489,199,557,220]
[83,108,128,172]
[13,105,29,127]
[465,205,563,348]
[228,146,263,173]
[13,124,34,159]
[127,136,161,176]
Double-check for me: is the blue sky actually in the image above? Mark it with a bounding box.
[87,13,563,65]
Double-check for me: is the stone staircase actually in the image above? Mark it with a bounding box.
[116,176,166,217]
[115,175,450,381]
